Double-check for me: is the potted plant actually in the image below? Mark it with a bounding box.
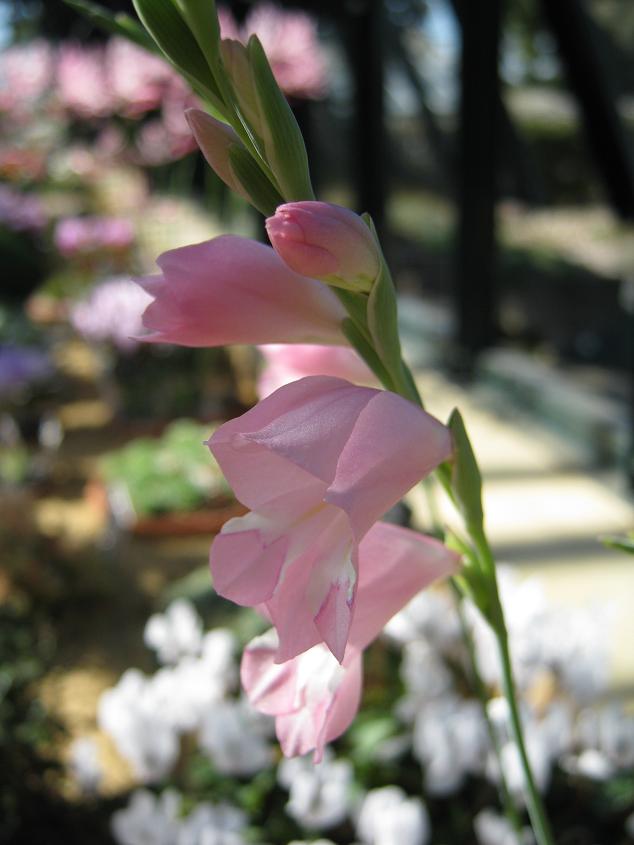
[99,419,243,537]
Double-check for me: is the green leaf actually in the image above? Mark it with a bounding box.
[365,216,403,383]
[228,146,284,216]
[448,408,484,534]
[247,35,314,201]
[340,318,393,388]
[174,0,221,70]
[64,0,157,50]
[131,0,222,106]
[602,534,634,555]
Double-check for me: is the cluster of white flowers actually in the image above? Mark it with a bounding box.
[385,566,630,804]
[111,789,248,845]
[98,599,271,782]
[76,571,633,845]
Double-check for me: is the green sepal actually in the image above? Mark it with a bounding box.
[63,0,157,51]
[364,215,404,384]
[446,532,491,617]
[334,288,369,338]
[247,35,314,201]
[228,147,284,216]
[131,0,223,107]
[448,408,484,535]
[340,319,394,389]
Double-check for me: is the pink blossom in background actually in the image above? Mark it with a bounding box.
[243,3,327,100]
[70,277,152,353]
[241,521,459,760]
[54,216,135,258]
[0,41,53,115]
[266,201,380,290]
[136,235,346,348]
[218,3,327,100]
[105,39,173,117]
[257,344,374,398]
[56,44,113,119]
[208,376,452,663]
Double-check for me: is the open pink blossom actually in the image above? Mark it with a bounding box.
[208,376,452,662]
[257,344,374,398]
[241,521,459,761]
[136,235,346,347]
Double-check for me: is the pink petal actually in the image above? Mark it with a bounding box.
[135,235,346,348]
[349,522,460,651]
[325,390,453,538]
[209,526,288,605]
[240,631,298,716]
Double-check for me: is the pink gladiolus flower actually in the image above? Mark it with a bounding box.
[257,343,374,398]
[208,376,452,662]
[266,201,380,292]
[241,521,459,761]
[136,235,346,347]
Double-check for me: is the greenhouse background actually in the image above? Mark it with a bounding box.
[1,1,633,843]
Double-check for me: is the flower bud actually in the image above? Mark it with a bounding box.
[185,108,252,203]
[265,201,380,292]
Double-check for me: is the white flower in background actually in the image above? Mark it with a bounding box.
[111,789,183,845]
[198,698,273,776]
[575,704,634,770]
[466,568,610,701]
[68,736,103,794]
[356,786,430,845]
[177,801,248,845]
[144,599,204,665]
[413,697,488,796]
[278,753,353,829]
[200,629,238,687]
[560,748,614,781]
[474,808,534,845]
[397,640,454,722]
[98,669,180,782]
[383,588,459,651]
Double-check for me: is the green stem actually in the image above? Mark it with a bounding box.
[451,580,524,836]
[473,536,556,845]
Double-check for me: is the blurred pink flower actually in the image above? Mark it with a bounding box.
[266,201,380,291]
[208,376,452,662]
[105,38,173,117]
[257,344,374,398]
[70,277,152,352]
[243,3,327,100]
[136,235,346,347]
[0,40,53,115]
[56,44,113,119]
[54,216,134,258]
[241,521,459,760]
[217,3,327,100]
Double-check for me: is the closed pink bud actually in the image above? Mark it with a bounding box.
[135,235,346,348]
[185,109,251,203]
[265,201,380,292]
[241,522,459,761]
